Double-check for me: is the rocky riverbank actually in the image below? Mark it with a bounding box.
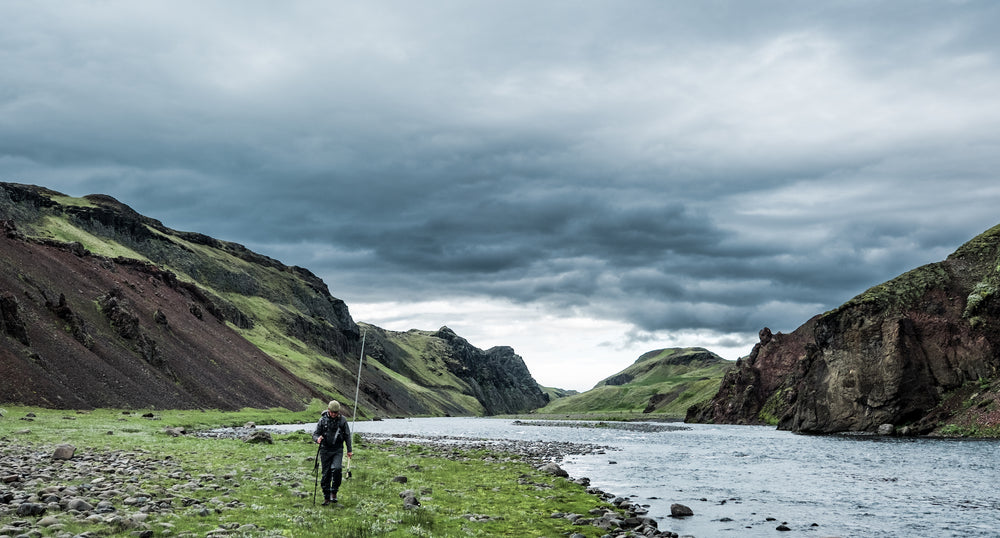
[2,430,686,538]
[510,419,691,433]
[199,426,621,466]
[353,432,690,538]
[0,440,290,538]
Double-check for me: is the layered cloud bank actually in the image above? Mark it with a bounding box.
[2,1,999,389]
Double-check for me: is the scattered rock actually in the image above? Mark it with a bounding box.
[670,503,694,517]
[877,423,895,436]
[163,426,187,437]
[37,515,60,527]
[52,443,75,460]
[400,489,420,509]
[67,498,94,512]
[391,475,408,484]
[538,462,569,478]
[16,502,46,516]
[243,430,272,444]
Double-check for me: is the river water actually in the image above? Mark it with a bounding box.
[270,418,1000,537]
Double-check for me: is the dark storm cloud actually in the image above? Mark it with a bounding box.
[2,1,1000,388]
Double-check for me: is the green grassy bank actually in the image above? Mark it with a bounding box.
[0,404,620,537]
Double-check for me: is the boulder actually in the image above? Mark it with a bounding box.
[52,444,75,460]
[243,430,272,444]
[67,498,94,512]
[538,462,569,478]
[670,503,694,517]
[16,502,46,516]
[38,516,61,527]
[399,489,420,509]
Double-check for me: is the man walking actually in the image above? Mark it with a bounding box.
[312,400,353,505]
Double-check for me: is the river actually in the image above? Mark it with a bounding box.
[268,417,1000,537]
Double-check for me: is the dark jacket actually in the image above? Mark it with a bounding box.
[312,411,352,453]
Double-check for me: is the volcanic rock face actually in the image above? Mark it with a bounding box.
[434,327,550,415]
[689,224,1000,434]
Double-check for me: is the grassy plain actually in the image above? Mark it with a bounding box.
[0,404,616,537]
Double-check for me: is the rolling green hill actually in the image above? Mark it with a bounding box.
[537,347,733,418]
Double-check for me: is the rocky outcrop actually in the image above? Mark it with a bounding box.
[434,327,550,415]
[356,325,549,416]
[686,324,814,426]
[689,223,1000,435]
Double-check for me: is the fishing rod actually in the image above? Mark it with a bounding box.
[347,328,366,479]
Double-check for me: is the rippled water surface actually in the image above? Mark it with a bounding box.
[272,418,1000,537]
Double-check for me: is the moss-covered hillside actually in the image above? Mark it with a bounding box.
[0,182,546,416]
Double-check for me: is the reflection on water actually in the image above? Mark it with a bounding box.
[269,418,1000,537]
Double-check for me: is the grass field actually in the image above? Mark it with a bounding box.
[0,404,622,537]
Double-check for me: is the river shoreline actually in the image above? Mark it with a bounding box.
[203,426,687,537]
[1,433,683,538]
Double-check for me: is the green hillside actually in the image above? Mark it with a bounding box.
[11,190,358,395]
[0,183,547,416]
[537,347,733,418]
[540,386,579,401]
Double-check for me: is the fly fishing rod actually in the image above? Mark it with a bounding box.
[347,328,366,479]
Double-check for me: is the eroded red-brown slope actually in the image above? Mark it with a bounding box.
[0,228,320,410]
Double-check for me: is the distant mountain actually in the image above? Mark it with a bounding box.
[539,386,579,401]
[688,223,1000,436]
[537,347,732,418]
[0,182,546,415]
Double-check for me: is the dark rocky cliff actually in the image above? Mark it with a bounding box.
[433,327,549,415]
[688,224,1000,435]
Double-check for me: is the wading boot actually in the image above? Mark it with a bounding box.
[321,491,332,506]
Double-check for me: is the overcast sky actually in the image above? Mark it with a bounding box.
[3,1,999,390]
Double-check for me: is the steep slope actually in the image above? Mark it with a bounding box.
[0,218,322,410]
[688,223,1000,436]
[0,182,549,416]
[538,347,732,418]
